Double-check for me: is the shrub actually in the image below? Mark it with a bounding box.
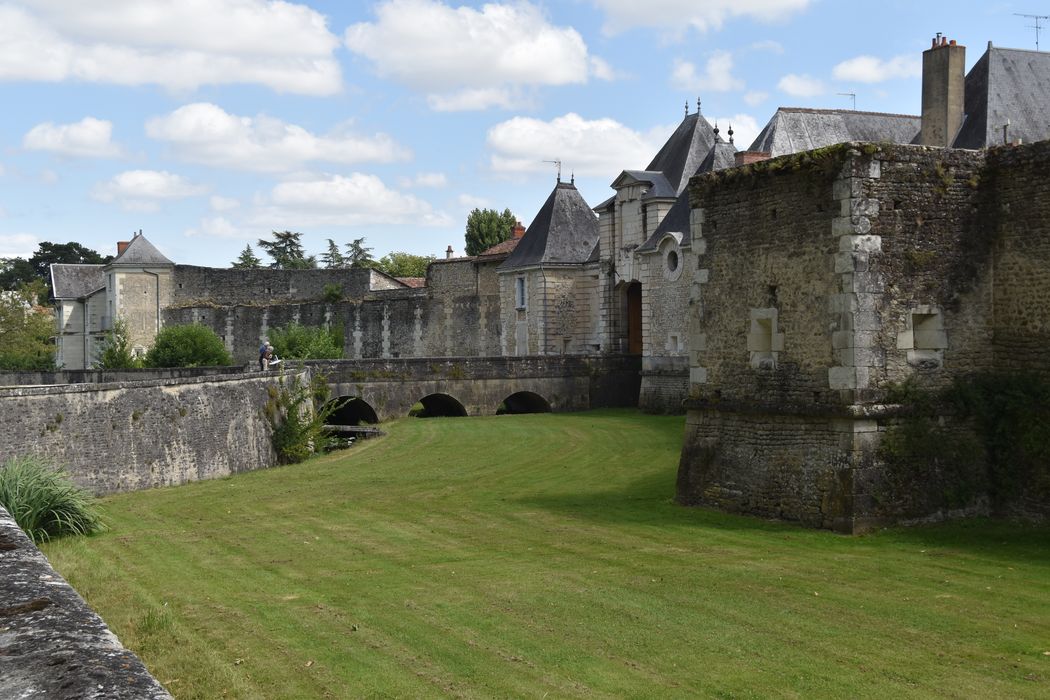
[263,372,344,464]
[321,283,343,303]
[144,324,231,368]
[268,322,343,360]
[0,455,104,543]
[95,317,142,369]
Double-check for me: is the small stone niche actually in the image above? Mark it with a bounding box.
[897,306,947,369]
[747,308,785,369]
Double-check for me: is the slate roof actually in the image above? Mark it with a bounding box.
[50,264,105,300]
[644,112,718,194]
[637,135,737,253]
[954,45,1050,149]
[110,234,174,266]
[499,181,599,270]
[748,107,921,157]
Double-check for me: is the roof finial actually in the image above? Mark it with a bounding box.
[684,101,689,118]
[697,97,702,114]
[570,171,575,185]
[728,123,734,144]
[713,120,719,138]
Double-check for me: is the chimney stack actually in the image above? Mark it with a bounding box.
[446,245,454,259]
[734,151,771,167]
[512,221,526,239]
[919,35,965,147]
[117,241,131,256]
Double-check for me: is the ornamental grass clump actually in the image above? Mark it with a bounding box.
[0,456,104,543]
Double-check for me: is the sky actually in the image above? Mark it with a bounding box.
[0,0,1043,267]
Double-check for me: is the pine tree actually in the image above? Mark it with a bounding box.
[231,244,263,269]
[320,239,346,269]
[344,237,375,268]
[258,231,315,269]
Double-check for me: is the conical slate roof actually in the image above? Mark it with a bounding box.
[109,234,173,266]
[644,112,717,194]
[499,181,598,270]
[637,135,736,253]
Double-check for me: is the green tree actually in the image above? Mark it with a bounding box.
[0,284,56,370]
[344,237,375,268]
[143,324,232,368]
[321,239,346,269]
[464,208,516,256]
[94,317,141,369]
[231,244,263,269]
[268,322,343,360]
[0,258,38,291]
[374,251,435,278]
[258,231,316,269]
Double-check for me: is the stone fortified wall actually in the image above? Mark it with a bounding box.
[167,259,505,364]
[0,507,172,699]
[0,372,291,495]
[677,143,1000,531]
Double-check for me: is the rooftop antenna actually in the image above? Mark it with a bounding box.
[543,159,562,183]
[837,92,857,110]
[1015,13,1050,50]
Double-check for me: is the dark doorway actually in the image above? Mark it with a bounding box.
[412,393,468,418]
[497,391,552,415]
[626,281,642,354]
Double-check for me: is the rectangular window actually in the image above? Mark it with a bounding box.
[515,276,526,309]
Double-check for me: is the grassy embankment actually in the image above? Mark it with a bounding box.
[43,410,1050,698]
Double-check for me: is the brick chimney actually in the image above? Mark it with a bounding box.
[117,241,131,256]
[919,34,965,147]
[512,221,526,239]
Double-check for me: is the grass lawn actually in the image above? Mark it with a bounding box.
[43,410,1050,699]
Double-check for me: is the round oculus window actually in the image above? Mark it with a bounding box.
[665,249,679,273]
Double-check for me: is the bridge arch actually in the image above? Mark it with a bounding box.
[497,391,552,415]
[411,393,468,418]
[326,396,379,426]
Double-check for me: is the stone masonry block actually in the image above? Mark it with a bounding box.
[828,366,857,389]
[689,366,708,384]
[838,235,882,253]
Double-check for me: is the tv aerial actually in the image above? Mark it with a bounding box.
[1016,12,1050,50]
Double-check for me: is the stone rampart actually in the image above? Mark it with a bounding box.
[0,507,171,699]
[0,365,246,387]
[0,372,288,495]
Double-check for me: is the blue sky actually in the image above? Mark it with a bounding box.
[0,0,1040,267]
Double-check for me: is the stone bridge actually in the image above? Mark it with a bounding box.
[306,355,641,424]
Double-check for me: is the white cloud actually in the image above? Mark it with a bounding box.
[428,88,518,112]
[0,1,341,95]
[185,216,249,239]
[209,195,240,212]
[23,117,122,158]
[92,169,207,212]
[778,73,825,97]
[743,90,769,106]
[593,0,812,35]
[750,39,784,53]
[712,114,760,150]
[487,112,665,177]
[346,0,609,110]
[832,54,921,84]
[146,103,410,172]
[457,194,490,209]
[671,51,743,92]
[40,169,59,185]
[400,172,448,189]
[0,232,40,258]
[247,173,452,228]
